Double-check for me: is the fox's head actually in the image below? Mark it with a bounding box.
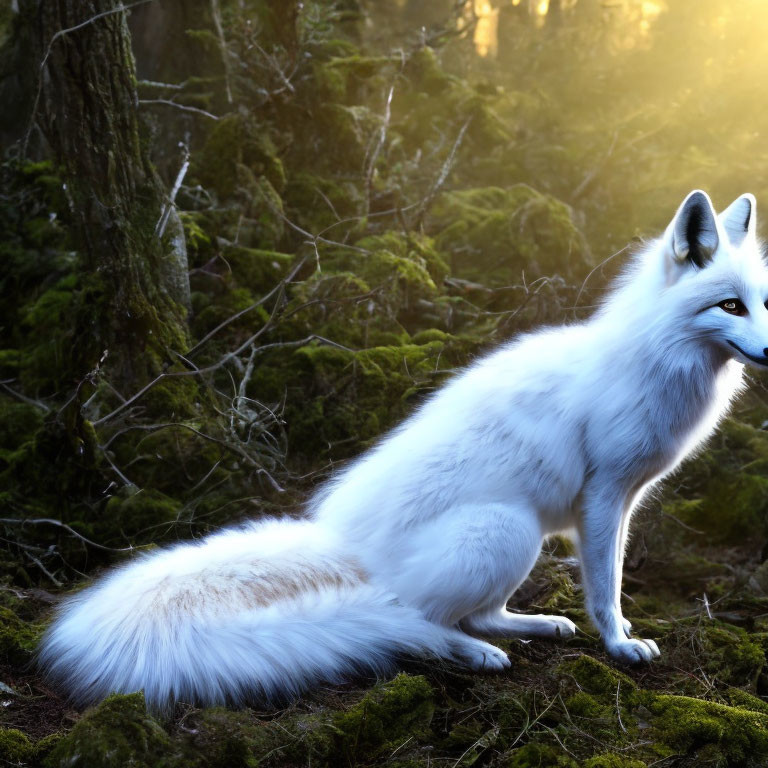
[660,189,768,368]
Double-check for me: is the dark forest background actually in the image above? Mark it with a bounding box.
[4,1,768,766]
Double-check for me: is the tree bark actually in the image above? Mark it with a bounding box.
[28,0,190,389]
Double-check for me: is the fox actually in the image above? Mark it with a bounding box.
[39,189,767,711]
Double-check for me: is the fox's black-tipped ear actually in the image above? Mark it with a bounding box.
[668,190,719,268]
[718,193,756,248]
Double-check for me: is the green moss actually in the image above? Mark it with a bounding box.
[0,400,44,454]
[0,728,35,764]
[505,742,578,767]
[219,245,293,293]
[330,674,435,762]
[559,655,637,700]
[311,102,378,172]
[314,231,448,333]
[140,372,201,420]
[664,620,767,690]
[430,185,588,286]
[251,340,450,460]
[174,707,277,768]
[649,694,768,765]
[19,274,77,387]
[103,489,182,541]
[583,755,647,768]
[313,55,393,104]
[355,231,449,286]
[411,328,448,344]
[699,474,768,544]
[43,693,172,768]
[670,418,768,545]
[0,605,42,665]
[726,688,768,716]
[534,560,577,614]
[194,114,286,201]
[179,212,212,256]
[404,46,459,97]
[191,284,270,342]
[703,625,766,686]
[169,674,436,768]
[283,171,363,234]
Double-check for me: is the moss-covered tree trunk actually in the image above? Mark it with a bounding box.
[29,0,190,389]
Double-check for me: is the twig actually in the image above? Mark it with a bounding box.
[275,208,371,254]
[137,79,183,91]
[253,42,296,94]
[139,99,219,121]
[314,200,421,240]
[24,551,63,587]
[155,144,190,238]
[414,117,472,227]
[572,243,630,316]
[186,256,307,357]
[365,83,395,214]
[93,334,350,427]
[616,681,627,733]
[0,380,50,412]
[210,0,232,104]
[572,130,618,199]
[99,444,137,488]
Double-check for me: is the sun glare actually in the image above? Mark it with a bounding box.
[473,0,499,58]
[471,0,670,57]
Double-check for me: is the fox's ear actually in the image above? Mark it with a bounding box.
[666,190,719,268]
[718,193,756,248]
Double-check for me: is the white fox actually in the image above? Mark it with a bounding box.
[40,190,768,711]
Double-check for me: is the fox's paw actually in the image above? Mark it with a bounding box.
[607,637,660,665]
[546,615,577,640]
[621,618,633,638]
[456,639,511,672]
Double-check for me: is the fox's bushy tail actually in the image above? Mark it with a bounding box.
[38,519,451,711]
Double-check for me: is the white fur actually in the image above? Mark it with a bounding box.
[40,190,768,709]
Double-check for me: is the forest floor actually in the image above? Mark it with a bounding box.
[5,536,768,767]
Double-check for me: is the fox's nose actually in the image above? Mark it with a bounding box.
[764,348,768,357]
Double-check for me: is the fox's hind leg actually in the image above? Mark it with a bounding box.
[392,502,544,627]
[461,609,576,640]
[388,502,576,667]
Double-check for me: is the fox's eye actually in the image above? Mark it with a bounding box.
[719,298,747,316]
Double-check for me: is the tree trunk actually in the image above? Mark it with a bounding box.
[29,0,190,389]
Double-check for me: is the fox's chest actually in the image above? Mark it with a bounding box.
[621,360,743,484]
[585,358,743,489]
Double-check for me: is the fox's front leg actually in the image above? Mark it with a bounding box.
[579,483,659,664]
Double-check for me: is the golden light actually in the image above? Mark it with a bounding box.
[536,0,550,16]
[473,0,499,58]
[641,1,664,21]
[639,1,665,37]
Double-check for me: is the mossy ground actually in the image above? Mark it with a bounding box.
[3,1,768,766]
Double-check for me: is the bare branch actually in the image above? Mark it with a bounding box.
[414,117,472,227]
[0,517,136,553]
[186,256,308,358]
[155,144,191,238]
[0,380,51,412]
[139,99,220,121]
